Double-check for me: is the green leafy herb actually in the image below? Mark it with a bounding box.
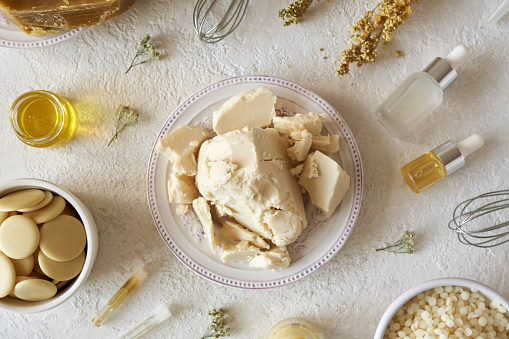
[107,105,139,146]
[376,230,414,254]
[278,0,314,26]
[201,308,231,338]
[126,33,160,74]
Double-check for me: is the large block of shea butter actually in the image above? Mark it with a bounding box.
[196,127,306,246]
[157,125,210,176]
[212,87,276,135]
[299,151,350,217]
[0,0,136,35]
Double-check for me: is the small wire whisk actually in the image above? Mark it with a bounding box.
[448,190,509,248]
[193,0,249,43]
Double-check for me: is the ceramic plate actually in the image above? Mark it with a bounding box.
[147,76,363,289]
[0,14,86,49]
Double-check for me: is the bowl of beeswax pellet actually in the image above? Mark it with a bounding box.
[0,178,98,313]
[375,278,509,339]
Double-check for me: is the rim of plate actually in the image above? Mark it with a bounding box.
[147,75,363,289]
[0,14,87,49]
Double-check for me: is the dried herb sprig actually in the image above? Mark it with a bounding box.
[125,33,160,74]
[278,0,314,26]
[107,105,139,146]
[376,230,414,254]
[337,0,418,76]
[201,308,231,338]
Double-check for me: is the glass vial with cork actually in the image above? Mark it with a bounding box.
[374,45,470,139]
[9,90,77,148]
[401,134,484,193]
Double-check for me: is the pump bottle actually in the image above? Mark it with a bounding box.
[401,134,484,193]
[374,45,470,139]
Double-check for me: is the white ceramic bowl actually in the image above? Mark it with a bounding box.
[375,277,509,339]
[0,178,98,313]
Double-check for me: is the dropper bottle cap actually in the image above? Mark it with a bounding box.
[432,134,484,175]
[424,45,470,91]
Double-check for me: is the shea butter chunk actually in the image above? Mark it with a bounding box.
[273,113,328,136]
[196,128,307,246]
[250,247,291,270]
[22,195,66,224]
[192,197,219,253]
[299,151,350,217]
[13,278,57,301]
[287,130,313,162]
[0,189,45,212]
[0,215,39,259]
[310,135,340,155]
[213,87,276,135]
[221,240,261,263]
[157,125,210,176]
[38,250,86,281]
[18,191,53,212]
[0,252,16,297]
[167,173,201,204]
[220,221,269,250]
[39,215,86,262]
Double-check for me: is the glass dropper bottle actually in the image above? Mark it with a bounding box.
[401,134,484,193]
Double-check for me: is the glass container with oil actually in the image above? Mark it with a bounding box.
[401,134,483,193]
[266,318,322,339]
[9,90,77,148]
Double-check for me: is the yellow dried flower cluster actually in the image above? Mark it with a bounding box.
[278,0,314,26]
[337,0,418,76]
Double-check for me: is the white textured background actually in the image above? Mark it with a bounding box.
[1,0,509,338]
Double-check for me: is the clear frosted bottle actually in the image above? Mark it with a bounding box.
[374,45,470,138]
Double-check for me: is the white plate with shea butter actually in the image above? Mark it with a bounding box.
[147,76,363,289]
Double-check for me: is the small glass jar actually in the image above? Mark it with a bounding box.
[267,318,322,339]
[10,90,77,148]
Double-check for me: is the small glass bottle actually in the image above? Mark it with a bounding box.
[266,318,322,339]
[401,134,484,193]
[9,90,77,148]
[374,45,470,139]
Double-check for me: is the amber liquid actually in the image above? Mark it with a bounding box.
[11,91,77,148]
[401,152,447,193]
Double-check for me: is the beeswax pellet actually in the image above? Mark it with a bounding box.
[0,189,45,212]
[0,215,39,259]
[0,252,16,298]
[18,191,53,212]
[22,195,66,224]
[39,215,86,261]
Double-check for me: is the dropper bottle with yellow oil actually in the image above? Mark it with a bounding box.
[9,90,77,148]
[401,134,484,193]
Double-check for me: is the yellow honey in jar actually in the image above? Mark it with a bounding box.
[10,90,77,148]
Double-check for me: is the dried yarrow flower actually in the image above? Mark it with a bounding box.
[337,0,418,76]
[278,0,314,26]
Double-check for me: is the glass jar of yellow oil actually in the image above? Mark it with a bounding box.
[267,318,322,339]
[9,90,77,148]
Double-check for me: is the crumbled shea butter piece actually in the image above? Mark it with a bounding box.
[310,134,340,155]
[250,246,291,270]
[289,164,304,178]
[192,197,219,253]
[167,173,200,204]
[221,240,261,263]
[213,87,277,135]
[220,221,269,250]
[273,113,328,135]
[299,151,350,217]
[287,130,312,163]
[156,125,210,176]
[175,204,190,216]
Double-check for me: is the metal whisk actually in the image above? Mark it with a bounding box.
[448,190,509,248]
[193,0,249,43]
